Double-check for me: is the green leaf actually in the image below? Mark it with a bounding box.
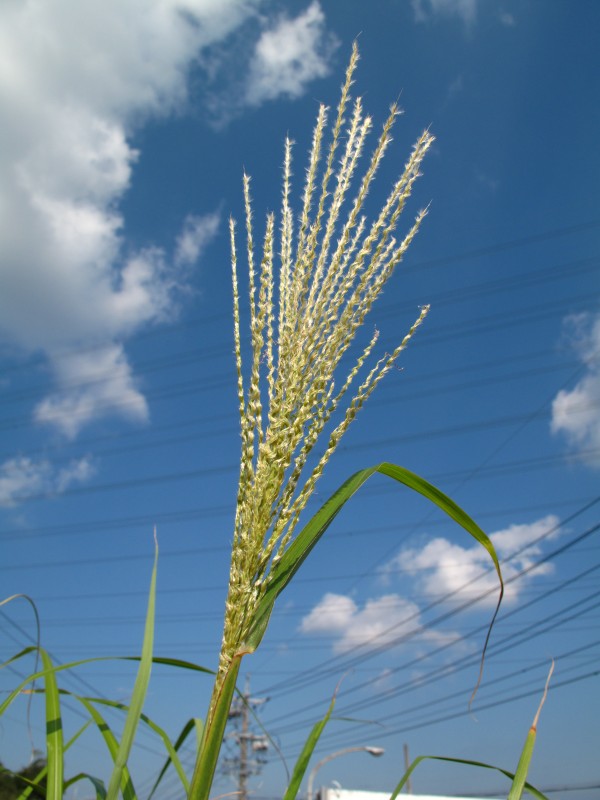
[106,534,158,800]
[147,717,199,799]
[508,728,538,800]
[282,686,338,800]
[389,755,549,800]
[64,773,107,799]
[126,656,214,676]
[39,648,63,800]
[1,654,212,731]
[188,656,242,800]
[15,721,92,800]
[508,661,554,800]
[66,694,191,796]
[15,769,47,800]
[76,697,137,800]
[245,462,504,652]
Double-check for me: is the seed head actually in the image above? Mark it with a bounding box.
[220,44,433,674]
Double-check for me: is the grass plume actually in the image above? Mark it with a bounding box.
[220,42,434,679]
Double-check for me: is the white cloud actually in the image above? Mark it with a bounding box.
[0,0,248,434]
[0,455,94,507]
[300,592,456,654]
[34,344,148,439]
[386,515,561,607]
[412,0,478,25]
[245,1,338,106]
[2,0,328,436]
[551,312,600,467]
[175,211,221,267]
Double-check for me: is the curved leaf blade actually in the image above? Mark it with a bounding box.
[282,685,338,800]
[246,462,504,652]
[188,655,242,800]
[16,721,93,800]
[147,718,198,799]
[106,536,158,800]
[64,773,107,800]
[77,696,136,800]
[66,693,191,796]
[39,648,63,800]
[389,755,549,800]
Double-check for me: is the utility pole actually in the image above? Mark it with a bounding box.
[221,675,269,800]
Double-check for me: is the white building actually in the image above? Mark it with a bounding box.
[318,790,496,800]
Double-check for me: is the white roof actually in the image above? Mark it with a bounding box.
[318,790,496,800]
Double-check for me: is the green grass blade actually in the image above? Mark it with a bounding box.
[1,659,96,721]
[1,655,211,727]
[188,655,242,800]
[126,656,214,675]
[246,462,503,652]
[508,729,537,800]
[147,718,198,799]
[39,648,63,800]
[389,755,549,800]
[16,720,92,800]
[64,773,107,799]
[1,654,189,722]
[15,768,47,800]
[6,773,46,799]
[508,661,554,800]
[66,693,191,796]
[106,535,158,800]
[1,645,40,671]
[77,696,137,800]
[282,686,338,800]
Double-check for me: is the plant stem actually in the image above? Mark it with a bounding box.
[188,655,243,800]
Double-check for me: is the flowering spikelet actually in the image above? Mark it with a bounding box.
[220,44,434,676]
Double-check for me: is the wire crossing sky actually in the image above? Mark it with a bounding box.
[1,2,599,799]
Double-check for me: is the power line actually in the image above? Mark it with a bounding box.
[1,285,597,433]
[257,505,600,701]
[2,218,597,380]
[312,670,599,754]
[0,342,575,465]
[277,583,600,748]
[2,428,598,511]
[1,360,591,479]
[0,251,595,412]
[305,632,600,752]
[1,491,592,548]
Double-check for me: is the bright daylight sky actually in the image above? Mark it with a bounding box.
[1,2,599,799]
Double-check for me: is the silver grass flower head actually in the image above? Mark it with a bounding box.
[221,44,434,672]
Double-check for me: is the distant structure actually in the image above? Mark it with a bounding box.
[221,675,269,800]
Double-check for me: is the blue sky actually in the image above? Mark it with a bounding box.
[1,1,599,799]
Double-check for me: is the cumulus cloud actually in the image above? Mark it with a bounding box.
[385,515,561,607]
[300,592,457,654]
[0,456,94,507]
[412,0,478,25]
[245,1,338,106]
[0,0,257,435]
[551,312,600,467]
[34,345,149,439]
[0,1,334,438]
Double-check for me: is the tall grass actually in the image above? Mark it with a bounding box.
[1,45,553,800]
[189,41,503,799]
